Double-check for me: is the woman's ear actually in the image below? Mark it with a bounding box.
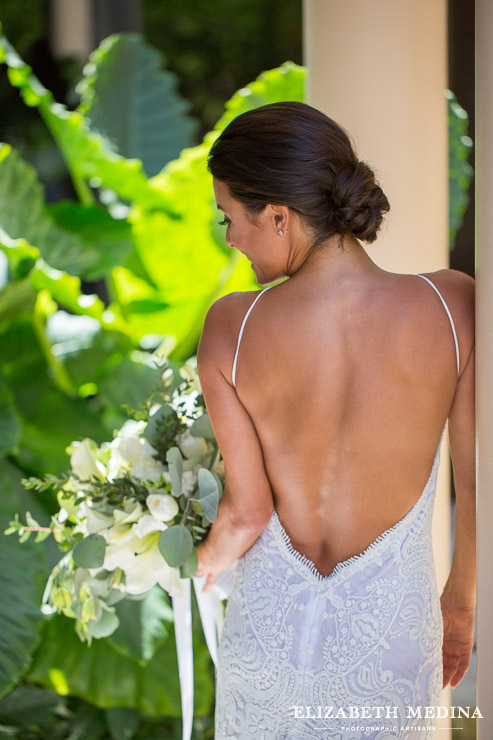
[268,204,290,233]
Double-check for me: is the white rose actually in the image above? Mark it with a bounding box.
[132,439,168,483]
[176,430,208,460]
[71,439,106,482]
[146,493,179,522]
[107,430,145,481]
[111,435,142,467]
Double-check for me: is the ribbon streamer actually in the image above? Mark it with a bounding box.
[172,561,239,740]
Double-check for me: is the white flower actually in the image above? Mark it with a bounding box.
[176,430,208,459]
[146,493,179,522]
[119,419,147,437]
[131,439,168,483]
[182,470,197,495]
[110,435,142,467]
[103,536,140,572]
[107,429,145,481]
[71,439,106,482]
[212,458,225,478]
[112,500,143,525]
[105,523,135,545]
[133,514,167,539]
[123,542,186,598]
[77,501,113,535]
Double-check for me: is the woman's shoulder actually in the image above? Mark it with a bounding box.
[417,269,475,365]
[418,268,474,317]
[204,289,267,329]
[199,290,267,368]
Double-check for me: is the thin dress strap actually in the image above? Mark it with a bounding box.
[232,286,274,388]
[416,274,460,376]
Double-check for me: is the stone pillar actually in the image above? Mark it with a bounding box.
[49,0,93,63]
[475,1,492,735]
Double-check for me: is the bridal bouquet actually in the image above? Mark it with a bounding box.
[5,360,225,645]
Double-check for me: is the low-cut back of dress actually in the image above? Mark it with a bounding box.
[215,275,459,740]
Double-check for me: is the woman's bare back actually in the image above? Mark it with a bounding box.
[223,267,474,577]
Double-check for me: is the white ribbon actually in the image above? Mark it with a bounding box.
[171,561,239,740]
[171,580,193,740]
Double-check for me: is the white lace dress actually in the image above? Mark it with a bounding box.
[214,276,457,740]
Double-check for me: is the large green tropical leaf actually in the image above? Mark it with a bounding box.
[0,316,112,473]
[214,60,306,130]
[0,370,22,455]
[117,61,306,361]
[108,588,173,665]
[27,611,214,717]
[78,34,199,178]
[0,26,173,212]
[0,144,133,279]
[0,685,61,729]
[0,459,46,698]
[47,201,134,281]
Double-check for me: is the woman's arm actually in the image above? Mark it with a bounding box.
[195,294,274,592]
[440,271,476,689]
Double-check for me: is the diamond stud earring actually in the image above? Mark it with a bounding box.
[277,229,284,237]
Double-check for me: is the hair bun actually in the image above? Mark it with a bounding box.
[330,161,390,243]
[207,101,391,251]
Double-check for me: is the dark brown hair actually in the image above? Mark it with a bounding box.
[207,101,390,248]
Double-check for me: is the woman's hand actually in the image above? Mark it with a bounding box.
[195,541,231,594]
[441,597,476,689]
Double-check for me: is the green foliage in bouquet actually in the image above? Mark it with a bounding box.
[6,360,224,646]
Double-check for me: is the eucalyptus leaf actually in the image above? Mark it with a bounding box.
[144,405,177,448]
[165,445,183,496]
[158,525,193,567]
[189,413,215,440]
[89,605,120,640]
[182,454,202,471]
[179,548,198,579]
[211,471,224,498]
[198,468,220,522]
[73,534,106,569]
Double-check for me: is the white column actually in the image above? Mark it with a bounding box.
[475,1,492,735]
[49,0,93,63]
[303,1,451,735]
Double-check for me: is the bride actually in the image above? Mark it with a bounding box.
[195,101,475,739]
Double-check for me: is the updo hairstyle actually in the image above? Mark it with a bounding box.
[207,101,390,249]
